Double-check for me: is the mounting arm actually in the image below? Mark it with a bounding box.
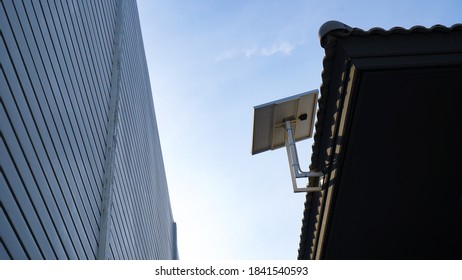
[284,121,324,192]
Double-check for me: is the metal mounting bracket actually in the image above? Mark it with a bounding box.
[284,121,324,192]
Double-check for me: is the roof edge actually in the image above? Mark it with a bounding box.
[319,21,353,47]
[302,21,462,259]
[319,22,462,48]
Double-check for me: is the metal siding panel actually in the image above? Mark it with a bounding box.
[0,85,69,260]
[0,130,45,260]
[1,0,176,260]
[95,0,113,79]
[0,206,29,260]
[0,238,12,260]
[81,1,107,93]
[1,30,81,259]
[67,0,107,155]
[75,0,109,132]
[0,20,64,259]
[78,2,110,143]
[0,160,43,260]
[0,114,56,260]
[106,0,176,259]
[42,0,101,248]
[29,0,94,259]
[59,0,107,183]
[9,1,104,260]
[17,0,94,258]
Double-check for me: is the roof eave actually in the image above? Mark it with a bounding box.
[299,22,462,259]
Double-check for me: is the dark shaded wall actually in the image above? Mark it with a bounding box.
[323,67,462,259]
[0,0,176,259]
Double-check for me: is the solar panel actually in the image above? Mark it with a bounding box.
[251,90,318,155]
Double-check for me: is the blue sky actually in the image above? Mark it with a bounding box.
[137,0,462,259]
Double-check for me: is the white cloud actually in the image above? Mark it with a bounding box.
[215,49,238,62]
[260,42,295,56]
[244,47,258,58]
[216,41,296,62]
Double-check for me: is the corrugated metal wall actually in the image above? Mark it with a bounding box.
[0,0,176,260]
[107,0,176,260]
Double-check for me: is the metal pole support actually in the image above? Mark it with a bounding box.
[284,121,323,192]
